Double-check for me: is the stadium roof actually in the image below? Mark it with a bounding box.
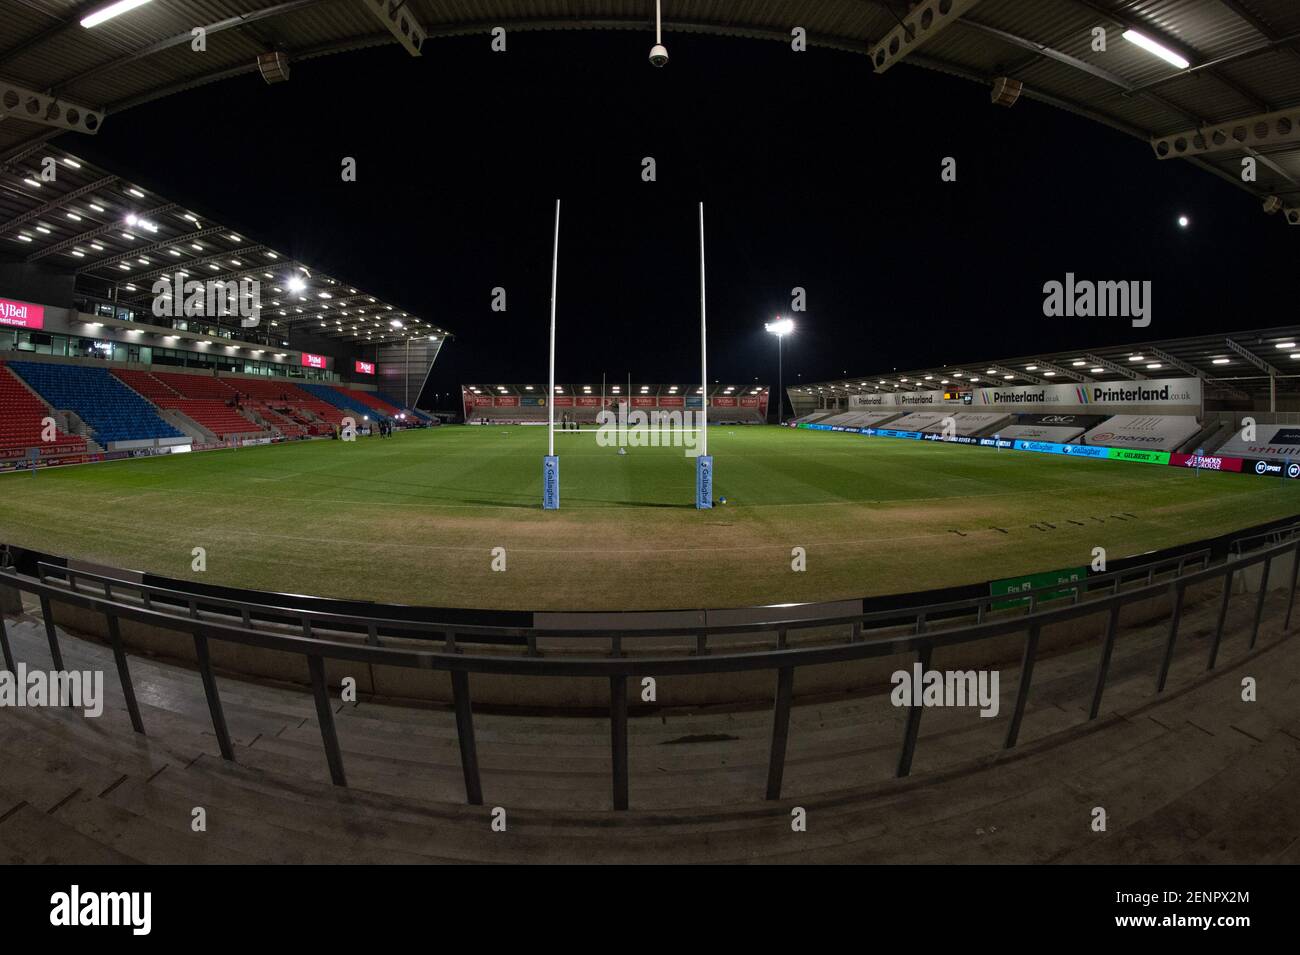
[0,142,449,346]
[2,1,1299,221]
[798,325,1300,401]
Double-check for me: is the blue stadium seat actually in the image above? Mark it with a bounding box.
[299,383,395,424]
[8,361,184,444]
[375,391,433,422]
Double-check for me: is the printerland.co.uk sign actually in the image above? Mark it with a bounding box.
[0,298,44,329]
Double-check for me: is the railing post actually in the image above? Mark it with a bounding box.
[1286,542,1300,632]
[609,674,629,811]
[1207,567,1234,670]
[193,633,234,761]
[695,631,708,655]
[766,666,795,799]
[0,607,16,675]
[1088,603,1121,720]
[1004,623,1042,749]
[450,670,483,806]
[1155,583,1186,693]
[38,596,64,671]
[104,614,144,734]
[307,655,347,787]
[1250,555,1272,650]
[896,644,933,777]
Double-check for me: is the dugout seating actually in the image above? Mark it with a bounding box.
[0,363,88,457]
[6,361,184,445]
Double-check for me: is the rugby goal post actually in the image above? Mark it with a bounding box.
[541,200,712,509]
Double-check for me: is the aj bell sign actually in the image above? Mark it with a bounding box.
[0,297,44,329]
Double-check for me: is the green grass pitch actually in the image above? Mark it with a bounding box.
[2,425,1296,610]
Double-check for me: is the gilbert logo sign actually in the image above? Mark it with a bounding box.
[0,297,44,329]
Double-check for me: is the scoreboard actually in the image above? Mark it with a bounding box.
[944,391,973,405]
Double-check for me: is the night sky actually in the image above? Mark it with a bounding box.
[62,28,1292,409]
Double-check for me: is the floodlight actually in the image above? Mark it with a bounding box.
[765,318,794,336]
[286,275,306,292]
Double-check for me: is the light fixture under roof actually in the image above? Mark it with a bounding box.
[1122,29,1190,70]
[81,0,154,28]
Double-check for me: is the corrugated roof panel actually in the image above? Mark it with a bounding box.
[1132,0,1264,57]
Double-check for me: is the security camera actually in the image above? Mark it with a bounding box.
[649,43,669,67]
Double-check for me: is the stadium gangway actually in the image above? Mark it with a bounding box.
[23,546,1211,660]
[0,537,1292,811]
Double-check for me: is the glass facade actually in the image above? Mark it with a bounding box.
[0,328,336,381]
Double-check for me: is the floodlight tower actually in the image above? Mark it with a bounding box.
[765,317,794,424]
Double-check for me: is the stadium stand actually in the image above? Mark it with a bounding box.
[1214,423,1300,459]
[880,411,948,432]
[0,363,88,458]
[342,388,404,419]
[919,412,1012,437]
[376,391,432,422]
[300,382,396,425]
[6,361,184,446]
[155,400,266,440]
[814,410,901,428]
[151,371,240,401]
[1080,415,1201,452]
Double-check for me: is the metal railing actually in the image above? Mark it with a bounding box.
[28,547,1210,657]
[0,538,1295,811]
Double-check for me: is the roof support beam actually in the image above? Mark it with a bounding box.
[985,363,1047,385]
[1023,359,1088,383]
[28,202,178,261]
[868,0,983,74]
[0,79,104,135]
[1152,106,1300,159]
[0,173,116,233]
[1225,338,1280,377]
[1083,354,1143,380]
[357,0,427,57]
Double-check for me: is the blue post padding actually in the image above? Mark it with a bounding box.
[543,455,560,509]
[695,455,713,509]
